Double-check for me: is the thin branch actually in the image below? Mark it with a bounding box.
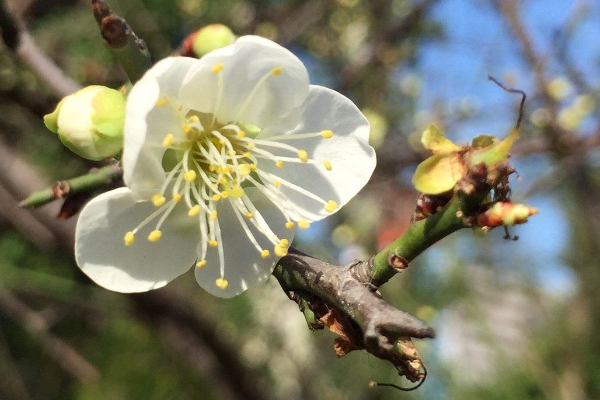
[0,0,80,97]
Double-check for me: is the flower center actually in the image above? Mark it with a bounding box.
[123,63,339,290]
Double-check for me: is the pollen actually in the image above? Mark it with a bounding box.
[274,245,288,257]
[183,124,192,134]
[247,141,256,149]
[155,97,167,107]
[243,152,251,158]
[209,165,216,172]
[220,177,228,185]
[196,260,207,268]
[228,150,237,156]
[212,194,221,201]
[188,115,199,123]
[271,66,283,76]
[298,150,308,163]
[220,191,229,199]
[323,160,332,171]
[321,130,334,139]
[172,193,182,202]
[237,130,246,138]
[184,170,197,182]
[285,221,295,229]
[230,185,244,198]
[324,200,338,213]
[148,230,162,242]
[274,180,282,188]
[211,63,224,73]
[298,219,310,230]
[209,239,218,247]
[216,277,229,290]
[210,210,218,220]
[261,249,270,259]
[162,133,175,147]
[279,239,289,247]
[188,205,201,216]
[245,212,253,219]
[239,164,252,175]
[152,194,166,207]
[124,231,135,246]
[275,160,284,168]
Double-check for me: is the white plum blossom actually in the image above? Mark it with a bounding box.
[75,36,376,298]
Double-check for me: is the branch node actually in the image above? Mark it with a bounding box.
[386,253,409,273]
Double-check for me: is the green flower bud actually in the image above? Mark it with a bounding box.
[192,24,236,57]
[44,86,125,161]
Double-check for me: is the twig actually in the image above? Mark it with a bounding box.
[92,0,152,83]
[20,164,122,208]
[0,0,80,97]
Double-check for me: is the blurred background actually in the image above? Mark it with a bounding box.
[0,0,599,399]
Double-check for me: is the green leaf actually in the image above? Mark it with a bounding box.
[421,124,461,154]
[412,154,466,194]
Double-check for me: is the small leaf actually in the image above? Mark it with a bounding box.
[471,134,497,148]
[469,127,518,166]
[421,124,461,154]
[412,154,466,194]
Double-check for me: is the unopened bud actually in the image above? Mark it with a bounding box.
[477,202,539,228]
[44,86,125,161]
[192,24,236,57]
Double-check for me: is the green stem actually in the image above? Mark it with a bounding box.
[20,164,122,208]
[370,196,468,285]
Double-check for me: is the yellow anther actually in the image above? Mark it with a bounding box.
[298,150,308,163]
[212,184,219,191]
[245,212,253,219]
[298,219,310,230]
[280,239,289,247]
[239,164,252,175]
[183,124,191,134]
[250,164,257,172]
[271,66,283,76]
[211,63,224,73]
[324,200,338,213]
[285,221,295,229]
[321,130,334,139]
[219,139,226,145]
[152,194,166,207]
[261,249,270,259]
[221,166,233,174]
[273,180,282,188]
[216,277,229,289]
[184,170,197,182]
[155,97,167,107]
[220,191,229,199]
[148,230,162,242]
[124,231,135,246]
[196,260,207,268]
[212,194,221,201]
[209,165,216,172]
[220,177,228,185]
[162,133,175,147]
[243,151,251,158]
[275,160,284,168]
[274,245,288,257]
[172,193,182,203]
[188,115,199,123]
[188,205,201,216]
[228,150,237,156]
[209,239,218,247]
[247,141,256,149]
[210,210,218,220]
[323,160,332,171]
[237,130,246,138]
[230,185,244,198]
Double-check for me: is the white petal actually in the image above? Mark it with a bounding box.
[123,57,198,196]
[260,85,375,221]
[179,36,309,131]
[195,188,295,298]
[75,187,199,293]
